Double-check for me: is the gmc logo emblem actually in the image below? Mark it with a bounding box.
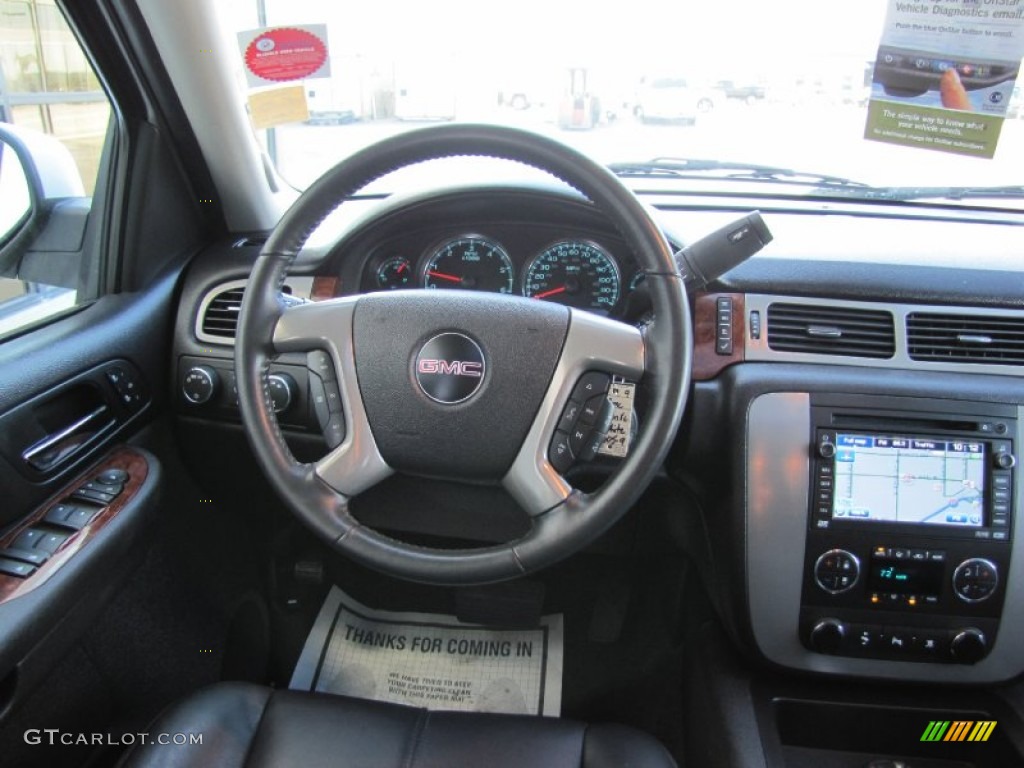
[417,359,483,378]
[414,333,487,405]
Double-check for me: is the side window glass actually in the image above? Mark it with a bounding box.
[0,0,112,338]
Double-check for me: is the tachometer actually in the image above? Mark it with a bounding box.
[523,240,620,312]
[423,236,514,293]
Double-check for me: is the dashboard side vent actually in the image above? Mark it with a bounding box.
[767,303,895,359]
[200,286,245,339]
[907,312,1024,365]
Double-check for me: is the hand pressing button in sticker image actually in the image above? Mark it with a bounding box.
[940,68,973,110]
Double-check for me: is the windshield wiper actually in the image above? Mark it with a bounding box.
[608,157,870,189]
[807,184,1024,202]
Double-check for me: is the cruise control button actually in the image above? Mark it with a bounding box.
[570,372,610,402]
[549,431,574,473]
[325,413,345,449]
[308,373,330,428]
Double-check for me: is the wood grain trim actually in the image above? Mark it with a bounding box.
[0,448,148,605]
[311,276,343,301]
[692,292,746,381]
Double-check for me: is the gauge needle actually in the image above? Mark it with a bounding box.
[428,270,461,283]
[533,286,567,299]
[397,263,408,274]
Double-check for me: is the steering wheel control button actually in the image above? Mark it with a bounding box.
[558,400,583,432]
[325,413,346,449]
[814,549,860,594]
[570,372,610,402]
[414,333,486,405]
[549,431,575,473]
[953,558,998,603]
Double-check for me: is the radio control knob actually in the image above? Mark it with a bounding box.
[818,441,837,459]
[950,628,987,664]
[993,452,1016,470]
[953,558,999,603]
[182,365,219,405]
[810,619,846,654]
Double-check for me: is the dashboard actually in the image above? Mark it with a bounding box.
[172,182,1024,686]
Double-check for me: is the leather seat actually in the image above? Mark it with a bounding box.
[120,682,678,768]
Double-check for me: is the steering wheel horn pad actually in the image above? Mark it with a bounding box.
[352,290,568,481]
[236,123,691,585]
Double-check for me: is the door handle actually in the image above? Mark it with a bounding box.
[21,405,113,472]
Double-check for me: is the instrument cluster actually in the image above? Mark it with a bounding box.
[360,231,646,317]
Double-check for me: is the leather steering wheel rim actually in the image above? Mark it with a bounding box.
[236,123,691,585]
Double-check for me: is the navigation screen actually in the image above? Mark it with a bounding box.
[832,433,986,527]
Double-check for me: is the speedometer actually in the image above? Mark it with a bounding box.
[523,240,620,312]
[423,236,514,293]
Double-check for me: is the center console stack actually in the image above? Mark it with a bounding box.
[800,395,1015,666]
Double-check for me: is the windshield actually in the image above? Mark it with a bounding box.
[220,0,1024,209]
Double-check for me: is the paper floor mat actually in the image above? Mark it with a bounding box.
[290,586,564,716]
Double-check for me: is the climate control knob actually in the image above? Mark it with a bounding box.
[267,373,297,414]
[809,619,846,654]
[952,558,999,603]
[950,628,988,664]
[814,549,860,594]
[182,365,220,405]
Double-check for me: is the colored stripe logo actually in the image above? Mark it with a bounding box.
[921,720,996,742]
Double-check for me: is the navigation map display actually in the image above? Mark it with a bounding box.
[832,433,986,528]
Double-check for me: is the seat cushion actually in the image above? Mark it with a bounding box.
[119,682,677,768]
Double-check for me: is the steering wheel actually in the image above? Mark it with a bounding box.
[236,124,691,585]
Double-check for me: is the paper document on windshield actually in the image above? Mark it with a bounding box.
[865,0,1024,158]
[290,586,564,716]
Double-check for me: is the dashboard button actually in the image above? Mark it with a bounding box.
[95,469,128,486]
[0,558,36,578]
[35,532,69,555]
[0,547,49,566]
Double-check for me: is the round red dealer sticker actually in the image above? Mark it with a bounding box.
[245,27,327,83]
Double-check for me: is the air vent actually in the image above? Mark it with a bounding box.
[201,286,245,339]
[907,312,1024,365]
[767,303,895,358]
